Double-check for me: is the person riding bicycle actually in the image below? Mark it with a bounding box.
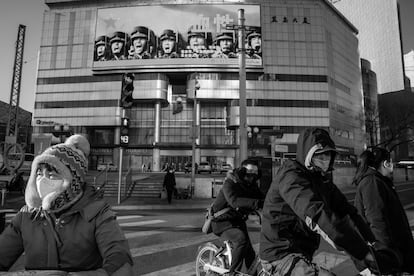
[0,135,133,275]
[259,128,379,275]
[211,159,265,276]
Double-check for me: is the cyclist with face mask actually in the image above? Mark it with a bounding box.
[259,128,377,275]
[211,159,265,276]
[353,147,414,275]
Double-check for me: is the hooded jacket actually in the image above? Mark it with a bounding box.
[354,168,414,273]
[259,128,372,262]
[211,168,264,235]
[0,135,132,274]
[0,186,133,273]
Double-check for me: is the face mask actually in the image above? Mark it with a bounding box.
[37,176,64,199]
[312,158,331,173]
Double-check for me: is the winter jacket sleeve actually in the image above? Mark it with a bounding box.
[278,169,369,260]
[94,204,133,275]
[0,211,25,271]
[357,176,392,247]
[222,178,261,211]
[322,178,376,243]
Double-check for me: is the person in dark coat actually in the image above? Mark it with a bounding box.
[163,167,176,204]
[0,135,133,275]
[211,159,264,275]
[259,128,378,275]
[353,147,414,274]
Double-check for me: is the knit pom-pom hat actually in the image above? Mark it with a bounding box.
[25,134,90,212]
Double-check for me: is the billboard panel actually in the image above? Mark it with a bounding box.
[93,5,261,71]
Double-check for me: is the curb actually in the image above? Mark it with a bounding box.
[111,204,210,211]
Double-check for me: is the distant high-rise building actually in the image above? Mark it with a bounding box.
[330,0,405,94]
[404,50,414,92]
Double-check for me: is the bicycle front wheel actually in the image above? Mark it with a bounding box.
[195,242,227,276]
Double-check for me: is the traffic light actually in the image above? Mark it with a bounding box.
[120,117,130,146]
[120,73,135,108]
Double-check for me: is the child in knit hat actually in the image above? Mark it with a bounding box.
[0,135,134,275]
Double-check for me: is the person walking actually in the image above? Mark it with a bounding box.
[163,167,176,204]
[353,147,414,274]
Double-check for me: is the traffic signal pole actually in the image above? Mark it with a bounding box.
[118,108,125,205]
[226,10,248,163]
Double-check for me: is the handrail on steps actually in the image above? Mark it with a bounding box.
[124,168,132,198]
[93,168,108,192]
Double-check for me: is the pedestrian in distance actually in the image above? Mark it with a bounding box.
[163,167,176,204]
[259,128,380,275]
[211,158,265,276]
[352,147,414,275]
[0,134,134,275]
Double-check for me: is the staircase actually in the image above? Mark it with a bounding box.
[86,171,164,198]
[100,181,162,198]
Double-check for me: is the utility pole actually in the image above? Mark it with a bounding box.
[226,10,253,162]
[6,24,26,141]
[191,75,200,197]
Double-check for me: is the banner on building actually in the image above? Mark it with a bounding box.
[93,4,262,70]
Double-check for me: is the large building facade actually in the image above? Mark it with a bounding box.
[33,0,365,171]
[330,0,405,94]
[404,50,414,92]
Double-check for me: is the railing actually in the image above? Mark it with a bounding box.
[124,168,133,199]
[93,168,108,197]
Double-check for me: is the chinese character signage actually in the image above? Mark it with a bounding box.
[93,5,261,71]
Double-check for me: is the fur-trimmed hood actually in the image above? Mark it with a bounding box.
[25,134,90,213]
[296,128,337,171]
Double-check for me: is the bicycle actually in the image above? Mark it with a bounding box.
[195,211,264,276]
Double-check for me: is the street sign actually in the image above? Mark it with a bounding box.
[3,143,24,171]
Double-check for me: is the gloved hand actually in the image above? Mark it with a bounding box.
[364,246,402,275]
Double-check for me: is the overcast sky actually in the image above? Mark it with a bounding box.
[0,0,413,113]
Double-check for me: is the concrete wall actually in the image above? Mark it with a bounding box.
[189,167,414,199]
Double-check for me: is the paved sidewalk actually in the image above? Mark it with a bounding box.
[109,197,212,211]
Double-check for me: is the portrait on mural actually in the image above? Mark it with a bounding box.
[93,5,262,68]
